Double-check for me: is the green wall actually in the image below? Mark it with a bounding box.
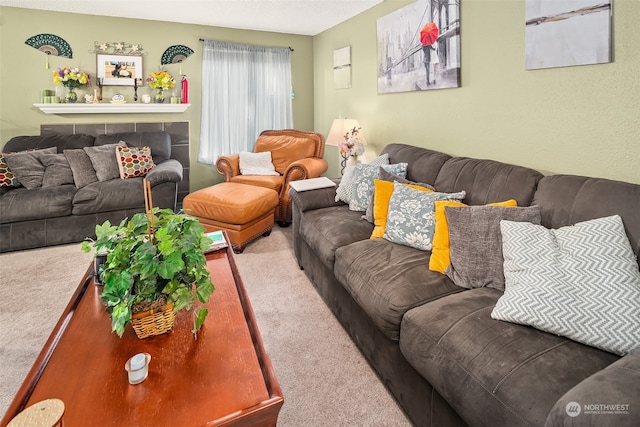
[314,0,640,184]
[0,6,314,191]
[3,2,639,187]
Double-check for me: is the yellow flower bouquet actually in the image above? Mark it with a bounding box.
[147,70,175,90]
[52,67,91,88]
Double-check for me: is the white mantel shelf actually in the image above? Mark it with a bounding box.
[34,103,190,114]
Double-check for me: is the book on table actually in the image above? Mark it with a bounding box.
[205,230,228,253]
[289,176,336,192]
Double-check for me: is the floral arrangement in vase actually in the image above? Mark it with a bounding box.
[52,67,91,103]
[147,69,175,103]
[337,126,365,161]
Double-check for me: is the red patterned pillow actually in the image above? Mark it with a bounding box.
[0,153,18,187]
[116,146,155,179]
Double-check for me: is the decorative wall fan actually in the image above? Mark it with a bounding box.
[161,45,194,65]
[161,45,194,75]
[25,33,73,68]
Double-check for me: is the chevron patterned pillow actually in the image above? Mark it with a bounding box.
[492,215,640,355]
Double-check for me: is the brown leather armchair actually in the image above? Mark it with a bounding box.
[215,129,328,224]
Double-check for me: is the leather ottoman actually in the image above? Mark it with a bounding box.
[183,182,279,253]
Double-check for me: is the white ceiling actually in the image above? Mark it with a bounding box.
[0,0,384,36]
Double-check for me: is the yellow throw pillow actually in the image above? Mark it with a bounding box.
[429,199,518,274]
[370,179,433,239]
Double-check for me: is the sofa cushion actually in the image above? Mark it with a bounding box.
[299,206,373,271]
[384,183,466,251]
[2,134,94,153]
[95,132,171,163]
[400,288,619,427]
[3,147,58,189]
[532,174,640,263]
[72,178,145,215]
[334,238,463,341]
[492,215,640,355]
[254,132,318,174]
[380,143,451,185]
[434,156,543,206]
[0,185,76,222]
[445,205,541,290]
[64,149,98,188]
[84,143,126,182]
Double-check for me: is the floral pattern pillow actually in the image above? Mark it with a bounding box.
[383,182,466,251]
[335,153,389,204]
[348,162,408,211]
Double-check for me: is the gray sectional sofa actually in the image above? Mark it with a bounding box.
[1,131,183,253]
[290,143,640,427]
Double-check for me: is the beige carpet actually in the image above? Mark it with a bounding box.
[0,227,411,426]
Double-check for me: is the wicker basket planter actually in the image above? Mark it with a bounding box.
[82,180,214,339]
[131,302,175,339]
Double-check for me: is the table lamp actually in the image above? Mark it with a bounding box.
[326,118,367,175]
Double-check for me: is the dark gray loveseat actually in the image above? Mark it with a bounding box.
[290,143,640,427]
[1,131,183,253]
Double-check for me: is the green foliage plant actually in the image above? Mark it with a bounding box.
[82,208,215,339]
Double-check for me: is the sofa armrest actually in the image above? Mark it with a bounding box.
[545,351,640,427]
[282,157,329,184]
[146,159,183,186]
[216,154,240,181]
[289,179,343,213]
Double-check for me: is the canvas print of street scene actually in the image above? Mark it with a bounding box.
[377,0,460,94]
[525,0,611,70]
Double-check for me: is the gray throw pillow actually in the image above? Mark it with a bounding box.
[362,167,435,223]
[40,153,74,187]
[3,147,58,189]
[64,149,98,188]
[445,205,541,291]
[492,215,640,356]
[84,142,126,182]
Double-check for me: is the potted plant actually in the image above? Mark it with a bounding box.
[82,181,215,339]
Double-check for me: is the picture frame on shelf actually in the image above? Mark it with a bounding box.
[96,54,143,86]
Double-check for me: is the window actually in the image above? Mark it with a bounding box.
[198,40,293,164]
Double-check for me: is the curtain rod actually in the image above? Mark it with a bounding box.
[198,38,293,51]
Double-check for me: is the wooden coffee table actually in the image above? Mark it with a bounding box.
[1,245,283,426]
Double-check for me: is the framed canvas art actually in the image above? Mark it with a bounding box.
[96,54,143,86]
[525,0,612,70]
[334,46,352,89]
[377,0,460,94]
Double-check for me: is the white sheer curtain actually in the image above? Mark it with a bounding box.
[198,40,293,164]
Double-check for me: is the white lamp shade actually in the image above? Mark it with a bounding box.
[326,119,367,146]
